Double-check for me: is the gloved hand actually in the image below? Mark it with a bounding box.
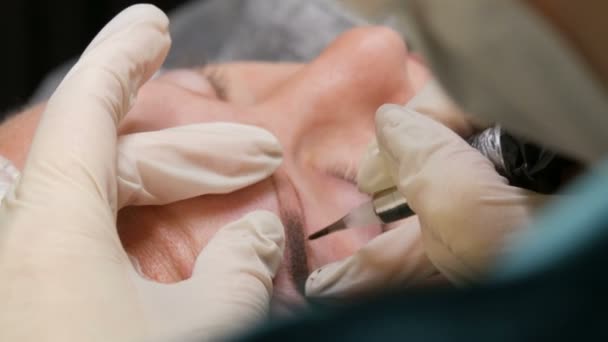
[306,82,548,298]
[0,5,285,342]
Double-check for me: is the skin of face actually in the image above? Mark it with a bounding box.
[115,27,431,311]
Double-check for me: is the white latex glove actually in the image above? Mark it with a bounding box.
[306,83,548,298]
[0,5,285,342]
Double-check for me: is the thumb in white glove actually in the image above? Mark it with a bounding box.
[0,6,285,342]
[307,89,548,298]
[118,123,286,342]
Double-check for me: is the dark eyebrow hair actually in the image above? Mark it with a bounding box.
[280,208,310,295]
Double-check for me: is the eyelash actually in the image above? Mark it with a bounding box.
[326,163,358,185]
[199,65,229,100]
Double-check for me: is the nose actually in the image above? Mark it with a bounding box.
[259,26,414,140]
[311,26,414,110]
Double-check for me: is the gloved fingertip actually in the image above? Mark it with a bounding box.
[206,123,284,164]
[376,104,423,128]
[305,261,345,297]
[192,210,285,278]
[356,139,395,194]
[375,103,459,167]
[304,264,335,297]
[306,222,435,298]
[376,103,404,119]
[239,210,286,251]
[137,212,286,342]
[249,128,284,162]
[85,4,169,54]
[116,124,284,207]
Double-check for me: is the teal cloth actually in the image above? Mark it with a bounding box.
[496,161,608,281]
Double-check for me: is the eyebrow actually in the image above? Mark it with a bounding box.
[280,208,310,295]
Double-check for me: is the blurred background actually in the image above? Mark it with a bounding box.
[0,0,404,116]
[1,0,187,115]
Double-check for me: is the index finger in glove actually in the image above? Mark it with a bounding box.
[18,5,170,210]
[357,81,475,196]
[117,123,282,208]
[132,211,285,341]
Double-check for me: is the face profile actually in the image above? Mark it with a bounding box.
[117,27,430,312]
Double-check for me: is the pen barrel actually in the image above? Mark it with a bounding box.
[372,188,413,223]
[468,126,576,194]
[368,126,577,226]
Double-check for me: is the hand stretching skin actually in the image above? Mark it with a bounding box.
[0,6,285,341]
[306,82,549,298]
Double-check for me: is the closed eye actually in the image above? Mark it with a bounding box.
[197,65,229,101]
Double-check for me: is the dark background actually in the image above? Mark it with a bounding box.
[1,0,191,116]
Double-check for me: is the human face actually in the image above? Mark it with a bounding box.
[116,27,430,312]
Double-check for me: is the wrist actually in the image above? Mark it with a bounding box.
[0,102,45,170]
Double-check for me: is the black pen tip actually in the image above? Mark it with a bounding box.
[308,228,329,240]
[308,219,348,240]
